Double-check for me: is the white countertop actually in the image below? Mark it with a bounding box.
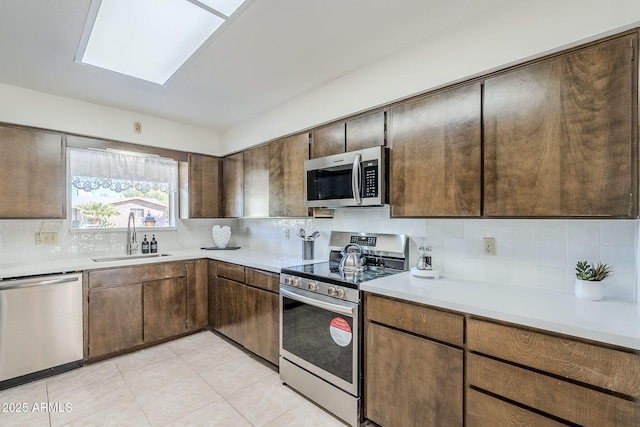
[0,248,325,279]
[2,250,638,351]
[360,272,640,351]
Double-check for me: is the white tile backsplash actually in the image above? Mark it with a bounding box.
[0,208,637,303]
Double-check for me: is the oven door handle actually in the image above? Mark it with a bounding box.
[281,287,355,316]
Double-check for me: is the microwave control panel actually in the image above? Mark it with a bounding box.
[362,161,378,197]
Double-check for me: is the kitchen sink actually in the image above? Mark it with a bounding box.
[92,253,172,262]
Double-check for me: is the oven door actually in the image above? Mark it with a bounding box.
[280,285,359,396]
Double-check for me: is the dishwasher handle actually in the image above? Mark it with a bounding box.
[0,275,80,291]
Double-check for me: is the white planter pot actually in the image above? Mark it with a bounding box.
[575,279,604,301]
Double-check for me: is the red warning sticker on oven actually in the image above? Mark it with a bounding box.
[330,317,352,347]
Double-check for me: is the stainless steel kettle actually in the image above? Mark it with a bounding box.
[339,243,366,272]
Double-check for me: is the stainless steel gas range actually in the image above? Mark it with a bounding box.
[279,231,408,426]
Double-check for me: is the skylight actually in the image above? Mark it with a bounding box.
[76,0,246,85]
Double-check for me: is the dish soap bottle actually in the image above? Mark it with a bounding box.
[150,235,158,254]
[141,235,150,254]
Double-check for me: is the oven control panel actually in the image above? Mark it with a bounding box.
[281,274,359,303]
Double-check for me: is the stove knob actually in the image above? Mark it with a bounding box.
[336,288,346,298]
[284,276,292,286]
[293,278,301,287]
[328,286,336,296]
[308,282,318,291]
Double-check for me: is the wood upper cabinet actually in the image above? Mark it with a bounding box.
[243,144,270,217]
[484,33,637,217]
[311,121,345,158]
[183,153,222,218]
[222,152,243,217]
[0,125,66,218]
[310,111,385,159]
[269,133,309,217]
[364,294,464,427]
[389,83,481,217]
[346,111,385,152]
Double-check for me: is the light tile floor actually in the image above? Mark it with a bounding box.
[0,331,348,426]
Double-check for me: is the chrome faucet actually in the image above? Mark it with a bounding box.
[126,212,138,255]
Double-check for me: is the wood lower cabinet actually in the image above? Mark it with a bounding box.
[389,83,481,217]
[87,283,143,359]
[269,133,309,217]
[143,277,187,342]
[467,318,640,426]
[212,261,280,365]
[0,125,66,219]
[186,259,208,330]
[87,260,208,360]
[216,277,246,345]
[363,293,464,427]
[244,286,279,365]
[483,33,637,217]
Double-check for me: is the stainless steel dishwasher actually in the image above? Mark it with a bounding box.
[0,272,83,389]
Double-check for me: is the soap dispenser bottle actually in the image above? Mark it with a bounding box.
[150,235,158,254]
[141,235,150,254]
[416,238,432,270]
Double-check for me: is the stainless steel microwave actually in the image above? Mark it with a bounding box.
[304,146,387,208]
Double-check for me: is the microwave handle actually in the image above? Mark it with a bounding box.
[352,153,362,205]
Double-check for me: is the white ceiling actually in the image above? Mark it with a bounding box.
[0,0,506,132]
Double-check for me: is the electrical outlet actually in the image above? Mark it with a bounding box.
[35,232,58,245]
[284,228,290,240]
[483,237,496,256]
[134,121,142,134]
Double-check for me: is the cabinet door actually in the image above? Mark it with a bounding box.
[187,153,222,218]
[0,126,65,218]
[244,286,279,365]
[88,285,143,359]
[484,34,636,217]
[269,133,309,217]
[143,277,187,342]
[311,121,345,158]
[364,322,463,427]
[186,259,208,330]
[389,83,481,217]
[222,152,243,217]
[346,111,385,152]
[216,277,245,345]
[243,144,270,217]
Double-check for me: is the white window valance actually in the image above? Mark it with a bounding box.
[69,148,178,194]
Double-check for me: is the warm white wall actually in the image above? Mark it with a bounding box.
[221,0,640,153]
[0,83,221,156]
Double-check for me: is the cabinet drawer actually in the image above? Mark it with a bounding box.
[245,268,279,293]
[467,388,564,427]
[216,261,245,282]
[88,261,186,289]
[364,293,464,346]
[468,353,638,427]
[468,318,640,398]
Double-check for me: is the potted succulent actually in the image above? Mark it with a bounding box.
[574,260,613,301]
